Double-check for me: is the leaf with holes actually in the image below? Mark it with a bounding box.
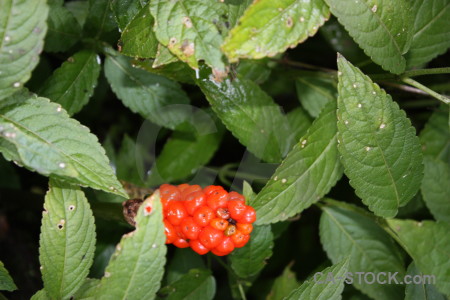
[337,56,423,217]
[105,54,191,130]
[0,91,127,197]
[325,0,412,74]
[252,101,343,224]
[421,157,450,223]
[112,1,157,58]
[197,74,290,163]
[0,261,16,291]
[0,0,48,101]
[96,192,166,300]
[150,0,227,71]
[387,219,450,295]
[406,0,450,67]
[229,225,273,278]
[223,0,329,62]
[320,202,406,299]
[39,179,96,299]
[285,259,349,300]
[45,3,81,52]
[158,269,215,300]
[39,50,101,116]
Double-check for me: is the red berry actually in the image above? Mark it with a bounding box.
[231,230,250,248]
[164,220,177,244]
[193,206,215,227]
[173,238,189,248]
[206,189,228,210]
[183,191,206,215]
[228,200,246,220]
[236,223,253,235]
[237,206,256,223]
[177,183,190,193]
[198,226,223,249]
[214,236,234,254]
[166,202,187,225]
[190,239,209,255]
[180,217,201,240]
[159,184,181,208]
[174,225,186,239]
[228,191,245,202]
[210,218,228,231]
[224,224,237,236]
[181,184,202,198]
[216,207,230,219]
[211,248,229,256]
[203,185,225,196]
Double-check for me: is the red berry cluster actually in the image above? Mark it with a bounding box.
[159,184,256,256]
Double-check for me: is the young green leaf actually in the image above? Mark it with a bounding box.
[222,0,330,62]
[337,56,423,218]
[0,0,48,101]
[112,1,158,58]
[96,192,167,300]
[150,0,227,71]
[387,219,450,295]
[229,225,273,278]
[104,54,191,130]
[295,75,336,118]
[267,264,298,300]
[325,0,412,74]
[405,262,446,300]
[285,259,349,300]
[0,261,16,291]
[39,50,101,116]
[197,75,290,163]
[30,290,49,300]
[148,115,224,186]
[320,204,405,299]
[0,91,127,197]
[153,44,178,68]
[45,4,81,52]
[158,269,216,300]
[406,0,450,67]
[419,106,450,164]
[421,157,450,222]
[252,101,343,224]
[39,179,96,299]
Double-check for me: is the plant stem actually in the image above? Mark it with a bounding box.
[273,58,337,73]
[402,78,450,105]
[404,67,450,78]
[378,81,429,96]
[238,282,248,300]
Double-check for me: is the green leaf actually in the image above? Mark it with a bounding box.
[65,0,89,27]
[406,0,450,67]
[39,50,101,116]
[236,58,273,84]
[0,0,48,101]
[148,113,224,185]
[150,0,227,71]
[0,91,127,197]
[115,134,147,186]
[45,4,81,52]
[295,75,336,118]
[229,225,273,278]
[222,0,329,62]
[285,107,313,145]
[39,179,96,299]
[320,203,405,299]
[152,44,178,68]
[197,74,290,163]
[0,261,16,291]
[30,290,50,300]
[133,58,195,85]
[325,0,412,74]
[387,219,450,296]
[337,56,423,218]
[158,269,215,300]
[96,192,167,300]
[83,0,116,38]
[421,157,450,223]
[252,101,343,224]
[104,54,191,129]
[113,1,158,58]
[165,248,205,284]
[267,264,298,300]
[405,262,446,300]
[285,259,349,300]
[226,0,253,28]
[419,106,450,164]
[73,279,100,300]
